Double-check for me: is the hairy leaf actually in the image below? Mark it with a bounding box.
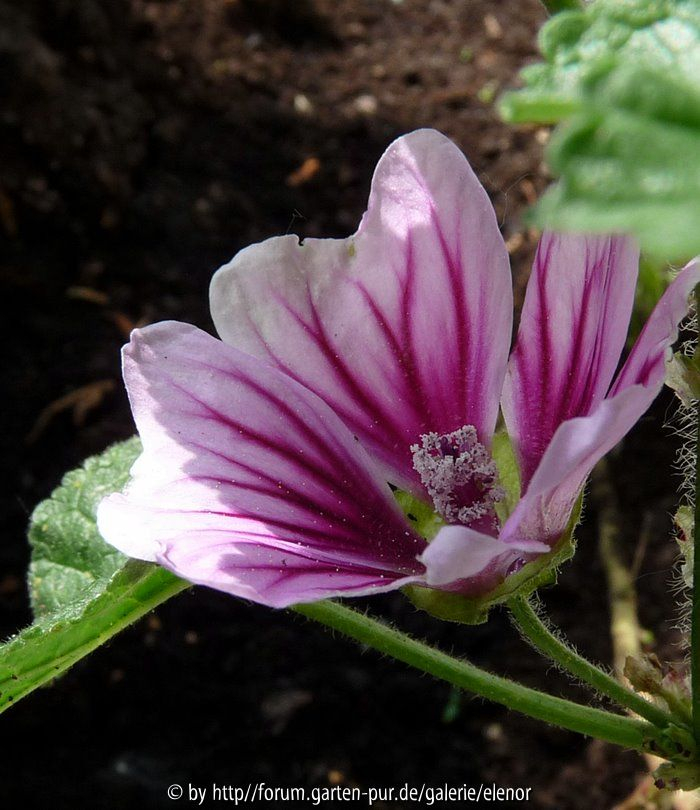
[0,439,188,713]
[29,437,140,618]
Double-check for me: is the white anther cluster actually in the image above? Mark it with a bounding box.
[410,425,504,527]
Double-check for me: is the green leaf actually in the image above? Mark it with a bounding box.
[28,437,140,618]
[500,0,700,261]
[0,439,188,714]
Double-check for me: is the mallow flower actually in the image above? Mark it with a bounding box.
[97,129,700,617]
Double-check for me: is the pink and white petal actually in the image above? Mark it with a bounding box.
[96,321,426,607]
[611,258,700,396]
[502,387,652,547]
[502,233,640,490]
[420,524,547,592]
[503,257,700,548]
[210,129,512,492]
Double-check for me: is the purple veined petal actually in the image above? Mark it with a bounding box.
[501,387,652,547]
[610,258,700,396]
[502,233,640,491]
[420,524,547,591]
[96,321,426,608]
[98,501,422,606]
[210,129,512,492]
[502,258,700,549]
[160,532,421,607]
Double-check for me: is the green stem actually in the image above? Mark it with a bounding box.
[508,596,679,729]
[294,600,661,752]
[693,287,700,739]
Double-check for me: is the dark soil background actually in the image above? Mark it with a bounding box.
[0,1,688,807]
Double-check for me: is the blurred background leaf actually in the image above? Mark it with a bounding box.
[501,0,700,262]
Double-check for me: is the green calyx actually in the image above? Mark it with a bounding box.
[402,508,579,625]
[667,352,700,409]
[675,505,694,590]
[625,654,693,730]
[651,726,700,790]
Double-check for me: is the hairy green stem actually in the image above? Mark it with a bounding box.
[693,287,700,739]
[294,600,661,752]
[508,596,679,729]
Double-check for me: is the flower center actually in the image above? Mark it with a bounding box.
[410,425,504,530]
